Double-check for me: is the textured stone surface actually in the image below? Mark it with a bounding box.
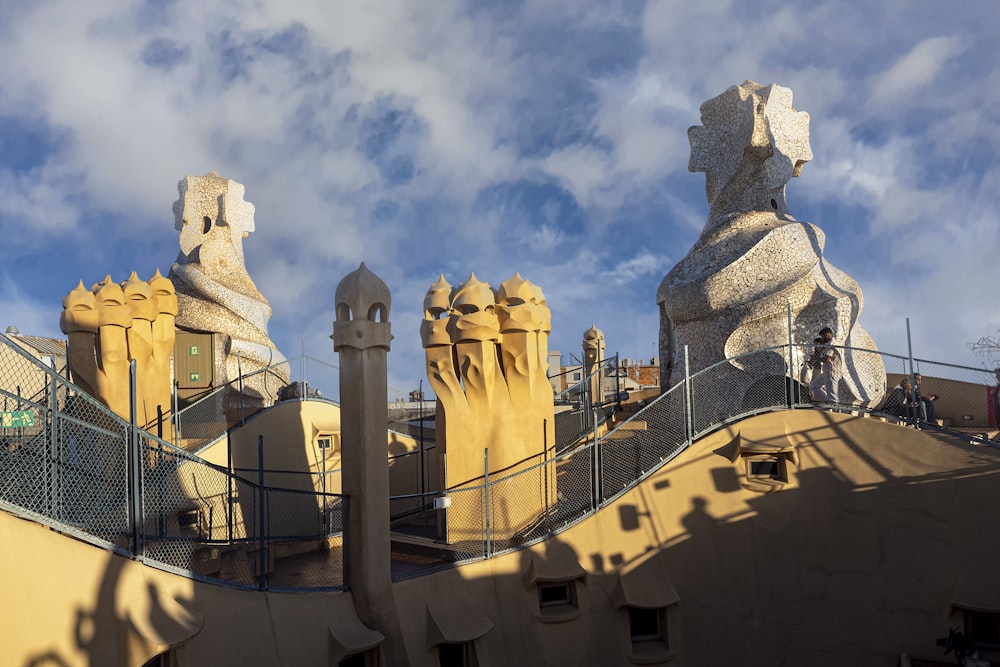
[168,172,288,407]
[421,272,556,539]
[657,81,885,406]
[60,271,177,427]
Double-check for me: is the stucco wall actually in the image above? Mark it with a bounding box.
[5,410,1000,666]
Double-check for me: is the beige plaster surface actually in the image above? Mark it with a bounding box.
[223,399,343,489]
[0,508,384,666]
[6,409,1000,666]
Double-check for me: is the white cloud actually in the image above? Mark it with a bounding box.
[0,0,998,390]
[0,274,63,339]
[0,167,81,235]
[599,252,669,286]
[871,36,969,108]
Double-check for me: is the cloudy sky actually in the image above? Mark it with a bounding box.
[1,0,998,399]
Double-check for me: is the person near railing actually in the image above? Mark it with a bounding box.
[884,376,917,421]
[993,368,1000,428]
[807,327,841,403]
[912,374,938,425]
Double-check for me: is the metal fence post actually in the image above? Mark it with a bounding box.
[484,448,491,558]
[47,366,58,521]
[227,431,234,544]
[684,345,693,444]
[543,418,550,515]
[258,434,266,590]
[787,301,795,408]
[906,318,917,423]
[419,378,426,508]
[238,352,245,427]
[591,408,601,511]
[172,380,180,448]
[342,494,350,589]
[615,353,621,410]
[129,360,142,557]
[156,439,165,538]
[321,429,328,534]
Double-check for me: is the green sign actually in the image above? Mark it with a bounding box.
[190,372,200,382]
[1,410,35,428]
[189,345,199,355]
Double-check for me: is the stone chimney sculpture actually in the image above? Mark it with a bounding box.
[60,271,177,430]
[657,81,885,407]
[421,272,556,541]
[168,172,289,409]
[582,324,605,411]
[332,262,402,664]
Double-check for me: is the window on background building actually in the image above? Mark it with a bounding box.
[628,606,668,653]
[746,455,787,483]
[141,653,172,667]
[572,372,581,381]
[737,447,798,493]
[339,650,378,667]
[533,570,585,623]
[317,433,340,451]
[538,581,574,610]
[438,641,475,667]
[965,610,1000,648]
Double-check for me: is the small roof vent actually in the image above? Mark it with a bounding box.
[5,325,19,335]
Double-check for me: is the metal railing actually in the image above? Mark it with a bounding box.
[383,358,618,515]
[552,356,620,452]
[172,355,339,453]
[388,343,1000,580]
[174,355,432,453]
[0,333,347,592]
[4,329,999,588]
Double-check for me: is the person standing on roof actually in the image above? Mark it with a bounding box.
[912,373,938,426]
[808,327,842,403]
[993,368,1000,428]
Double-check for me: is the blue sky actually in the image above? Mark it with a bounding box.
[1,0,998,399]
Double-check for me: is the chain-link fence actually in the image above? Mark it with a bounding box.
[389,342,1000,580]
[7,327,999,587]
[175,355,432,454]
[552,356,619,452]
[261,486,346,591]
[389,484,489,580]
[388,401,435,435]
[599,381,688,505]
[174,357,323,453]
[0,332,347,592]
[880,354,999,434]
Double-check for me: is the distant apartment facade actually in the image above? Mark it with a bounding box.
[548,349,660,403]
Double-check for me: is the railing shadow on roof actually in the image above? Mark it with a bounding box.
[3,330,999,588]
[387,343,1000,580]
